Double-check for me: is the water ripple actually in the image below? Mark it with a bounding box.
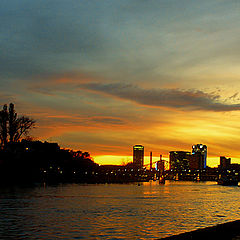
[0,181,240,239]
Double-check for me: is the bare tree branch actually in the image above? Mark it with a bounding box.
[0,103,36,146]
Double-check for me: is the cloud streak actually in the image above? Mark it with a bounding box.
[80,82,240,112]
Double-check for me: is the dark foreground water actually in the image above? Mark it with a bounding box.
[0,181,239,239]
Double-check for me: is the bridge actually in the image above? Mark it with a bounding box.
[144,158,170,169]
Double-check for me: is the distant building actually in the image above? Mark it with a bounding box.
[192,144,207,168]
[156,160,164,173]
[228,163,240,171]
[219,156,231,169]
[188,152,204,170]
[169,151,191,171]
[150,151,153,170]
[133,145,144,169]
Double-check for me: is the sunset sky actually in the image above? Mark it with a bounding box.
[1,0,240,167]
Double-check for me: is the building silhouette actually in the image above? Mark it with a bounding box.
[192,144,207,168]
[219,156,231,169]
[150,151,152,170]
[133,145,144,169]
[156,159,165,173]
[188,152,204,170]
[156,155,164,172]
[169,151,191,171]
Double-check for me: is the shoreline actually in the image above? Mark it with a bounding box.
[159,220,240,240]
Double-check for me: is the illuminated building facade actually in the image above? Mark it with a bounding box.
[133,145,144,169]
[169,151,191,171]
[192,144,207,168]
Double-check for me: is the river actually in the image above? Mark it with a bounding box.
[0,181,239,239]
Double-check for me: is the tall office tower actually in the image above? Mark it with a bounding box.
[192,144,207,168]
[133,145,144,169]
[169,151,191,171]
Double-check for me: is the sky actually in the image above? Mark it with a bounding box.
[1,0,240,167]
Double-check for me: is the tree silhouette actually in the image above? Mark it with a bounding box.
[0,103,35,147]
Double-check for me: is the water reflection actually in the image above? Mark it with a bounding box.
[0,181,240,239]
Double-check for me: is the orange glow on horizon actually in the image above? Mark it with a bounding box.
[93,155,240,168]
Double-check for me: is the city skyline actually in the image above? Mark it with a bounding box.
[1,1,240,167]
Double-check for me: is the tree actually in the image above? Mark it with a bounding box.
[0,103,36,147]
[0,104,8,146]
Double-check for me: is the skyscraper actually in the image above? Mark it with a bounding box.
[133,145,144,169]
[192,144,207,168]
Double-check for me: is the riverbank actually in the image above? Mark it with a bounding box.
[159,220,240,240]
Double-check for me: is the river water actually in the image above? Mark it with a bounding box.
[0,181,239,239]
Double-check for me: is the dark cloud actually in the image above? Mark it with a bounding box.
[38,114,125,128]
[80,82,240,112]
[1,0,239,85]
[91,117,125,125]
